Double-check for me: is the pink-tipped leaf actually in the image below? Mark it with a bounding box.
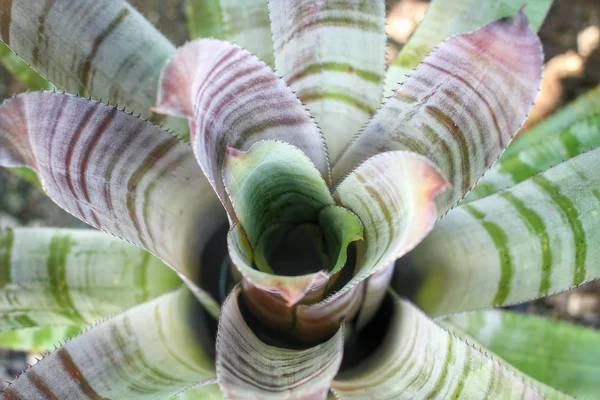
[333,12,543,215]
[155,39,330,217]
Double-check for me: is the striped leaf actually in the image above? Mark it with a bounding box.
[0,0,174,117]
[1,287,217,400]
[503,86,600,159]
[174,384,225,400]
[0,42,52,90]
[446,309,600,399]
[396,147,600,316]
[185,0,273,65]
[216,287,344,399]
[333,13,543,215]
[332,293,570,400]
[332,151,447,300]
[0,227,180,330]
[269,0,386,161]
[223,140,340,309]
[466,113,600,201]
[0,92,225,318]
[384,0,551,97]
[155,39,329,217]
[0,326,81,352]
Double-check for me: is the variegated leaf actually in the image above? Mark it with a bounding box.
[0,92,225,317]
[186,0,273,65]
[333,12,543,215]
[502,86,600,159]
[1,287,216,400]
[396,147,600,316]
[174,384,225,400]
[466,113,600,201]
[155,39,329,216]
[0,326,81,352]
[223,140,338,307]
[446,309,600,399]
[384,0,551,97]
[0,0,174,118]
[332,151,447,300]
[269,0,386,160]
[0,227,180,330]
[332,293,570,400]
[216,287,343,399]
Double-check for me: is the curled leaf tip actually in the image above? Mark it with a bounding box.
[225,144,245,158]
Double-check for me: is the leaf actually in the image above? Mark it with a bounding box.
[0,326,81,352]
[0,0,174,118]
[216,287,344,399]
[185,0,273,65]
[154,39,329,217]
[1,287,217,400]
[0,92,225,318]
[332,293,570,400]
[332,151,447,300]
[446,309,600,399]
[0,227,180,330]
[396,147,600,316]
[174,384,225,400]
[269,0,386,160]
[465,113,600,201]
[333,12,543,215]
[0,42,52,90]
[384,0,552,97]
[503,86,600,159]
[223,140,335,251]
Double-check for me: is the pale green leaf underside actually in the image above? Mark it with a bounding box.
[397,147,600,316]
[0,227,180,330]
[185,0,273,65]
[0,325,81,352]
[446,309,600,399]
[1,287,216,400]
[332,293,569,399]
[466,113,600,201]
[216,287,343,399]
[269,0,386,160]
[384,0,552,96]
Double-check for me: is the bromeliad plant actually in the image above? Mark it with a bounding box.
[0,0,599,398]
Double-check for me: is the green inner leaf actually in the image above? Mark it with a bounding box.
[224,140,363,278]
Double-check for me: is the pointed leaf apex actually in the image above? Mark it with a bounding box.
[279,270,330,307]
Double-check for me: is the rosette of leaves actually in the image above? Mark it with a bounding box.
[0,0,599,399]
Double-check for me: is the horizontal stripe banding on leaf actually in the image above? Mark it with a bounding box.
[3,0,175,119]
[156,39,329,218]
[333,12,542,215]
[217,288,343,398]
[0,92,223,316]
[533,175,587,285]
[269,0,386,160]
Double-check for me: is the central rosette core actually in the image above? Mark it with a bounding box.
[223,141,364,340]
